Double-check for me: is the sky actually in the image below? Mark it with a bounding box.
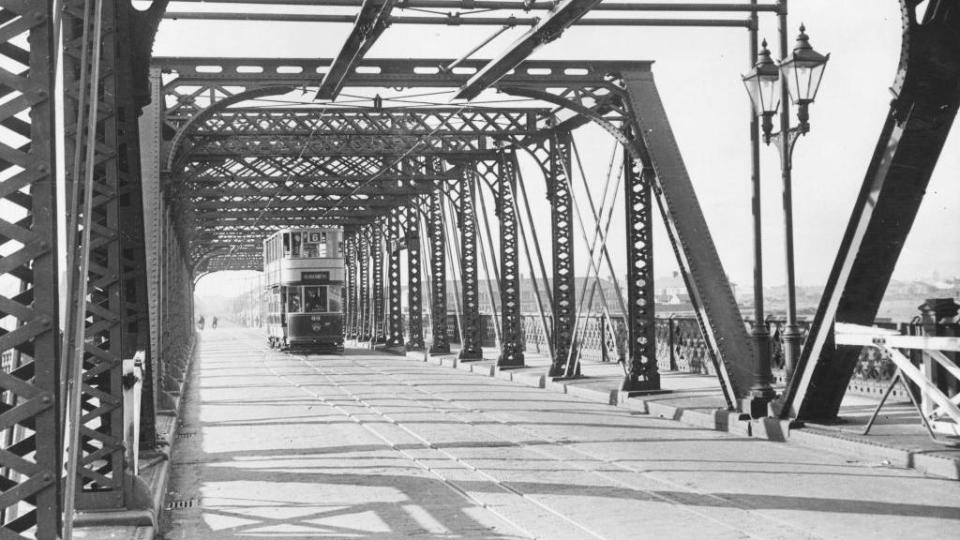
[162,1,960,298]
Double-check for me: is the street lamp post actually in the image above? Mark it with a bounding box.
[742,24,829,387]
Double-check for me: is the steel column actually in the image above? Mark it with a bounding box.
[458,174,483,360]
[406,206,426,350]
[546,135,576,376]
[358,232,371,341]
[344,234,358,339]
[371,225,387,344]
[496,154,525,367]
[0,3,60,537]
[622,154,659,391]
[428,193,450,354]
[386,215,405,347]
[116,2,156,446]
[63,0,128,509]
[139,66,167,418]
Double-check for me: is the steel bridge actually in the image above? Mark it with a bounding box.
[0,0,958,537]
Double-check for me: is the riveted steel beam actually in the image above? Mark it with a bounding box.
[406,205,426,350]
[427,192,450,354]
[455,0,604,100]
[154,56,653,90]
[316,0,397,100]
[0,4,60,537]
[457,173,483,360]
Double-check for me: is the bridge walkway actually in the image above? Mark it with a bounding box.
[161,327,960,539]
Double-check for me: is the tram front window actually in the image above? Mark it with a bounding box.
[328,287,342,312]
[287,288,302,313]
[304,286,327,313]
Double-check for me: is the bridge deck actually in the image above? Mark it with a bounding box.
[162,327,960,539]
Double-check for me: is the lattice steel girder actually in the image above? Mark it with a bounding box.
[192,108,543,136]
[530,135,576,376]
[427,191,450,354]
[155,56,651,133]
[62,0,130,510]
[622,155,658,391]
[456,0,605,100]
[315,0,396,100]
[386,214,405,347]
[196,208,387,219]
[457,173,483,360]
[345,234,359,338]
[191,198,413,209]
[358,231,372,340]
[0,4,60,538]
[183,138,499,158]
[156,56,652,94]
[371,225,387,343]
[406,205,425,350]
[489,154,525,367]
[184,184,443,198]
[782,1,960,420]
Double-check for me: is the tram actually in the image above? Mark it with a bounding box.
[263,228,345,352]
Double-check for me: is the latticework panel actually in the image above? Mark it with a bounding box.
[0,4,60,537]
[371,224,386,344]
[386,215,404,347]
[457,174,482,359]
[623,156,658,390]
[405,207,425,350]
[427,192,449,354]
[486,155,524,367]
[63,0,127,509]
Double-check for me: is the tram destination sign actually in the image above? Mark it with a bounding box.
[301,271,331,283]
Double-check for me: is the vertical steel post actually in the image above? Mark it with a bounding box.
[358,231,371,341]
[344,233,358,339]
[497,154,525,367]
[372,224,386,344]
[406,206,426,350]
[458,173,483,360]
[139,66,165,430]
[548,134,576,376]
[777,0,802,383]
[744,0,777,416]
[622,154,659,391]
[386,215,405,347]
[115,1,156,446]
[0,4,60,536]
[62,0,128,510]
[428,192,451,354]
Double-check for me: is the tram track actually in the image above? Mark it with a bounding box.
[290,352,823,540]
[263,350,586,539]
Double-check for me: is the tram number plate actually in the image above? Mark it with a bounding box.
[302,271,329,282]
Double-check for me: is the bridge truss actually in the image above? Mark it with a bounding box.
[0,0,957,537]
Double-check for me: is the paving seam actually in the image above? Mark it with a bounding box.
[301,355,819,540]
[273,353,615,540]
[262,352,557,540]
[416,351,960,480]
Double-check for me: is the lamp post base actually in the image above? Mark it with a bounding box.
[782,323,803,384]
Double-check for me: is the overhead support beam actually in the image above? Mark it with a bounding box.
[315,0,396,100]
[455,0,604,100]
[163,12,750,28]
[170,0,780,12]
